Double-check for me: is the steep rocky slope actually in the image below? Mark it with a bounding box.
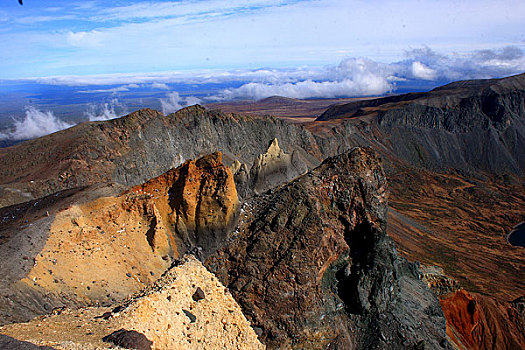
[232,138,310,198]
[207,148,449,349]
[317,72,525,174]
[0,256,264,350]
[128,151,239,257]
[385,168,525,300]
[0,148,452,349]
[309,74,525,350]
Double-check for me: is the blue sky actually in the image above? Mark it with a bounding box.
[1,0,524,80]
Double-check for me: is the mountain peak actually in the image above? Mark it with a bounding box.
[170,104,207,118]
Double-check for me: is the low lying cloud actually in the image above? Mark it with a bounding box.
[85,98,127,121]
[160,92,202,115]
[219,57,395,100]
[215,46,525,100]
[411,61,437,80]
[0,106,74,141]
[1,45,523,142]
[401,45,525,81]
[221,79,391,100]
[80,83,140,94]
[28,45,525,100]
[151,82,169,90]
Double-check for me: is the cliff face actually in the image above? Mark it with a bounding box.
[128,151,239,257]
[3,74,522,209]
[207,148,449,349]
[233,138,310,198]
[1,74,524,349]
[0,148,450,349]
[316,73,525,175]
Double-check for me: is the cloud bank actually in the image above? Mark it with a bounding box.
[160,92,202,115]
[26,46,524,100]
[216,46,525,100]
[85,98,127,121]
[0,106,74,141]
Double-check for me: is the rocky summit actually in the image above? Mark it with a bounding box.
[0,73,524,349]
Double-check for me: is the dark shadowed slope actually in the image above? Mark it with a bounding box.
[317,73,525,175]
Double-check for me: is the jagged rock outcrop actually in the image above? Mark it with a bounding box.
[207,147,449,349]
[420,265,461,297]
[3,74,522,208]
[129,151,239,257]
[0,256,265,350]
[440,289,525,349]
[233,138,310,198]
[1,74,524,350]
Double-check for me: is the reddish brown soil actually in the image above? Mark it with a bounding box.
[387,168,525,301]
[440,290,525,349]
[206,96,374,120]
[0,109,162,204]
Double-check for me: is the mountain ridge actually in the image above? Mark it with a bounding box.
[0,73,524,349]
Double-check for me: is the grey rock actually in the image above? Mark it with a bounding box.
[192,287,205,302]
[102,329,153,350]
[0,334,56,350]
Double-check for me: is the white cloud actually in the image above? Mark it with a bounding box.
[220,78,391,100]
[215,46,525,100]
[0,106,74,141]
[66,30,103,48]
[218,57,396,100]
[7,45,525,102]
[151,82,169,89]
[94,0,295,22]
[402,45,525,81]
[160,92,202,115]
[79,83,140,94]
[184,96,203,106]
[2,0,525,79]
[85,98,127,121]
[14,15,76,25]
[160,92,183,114]
[411,61,437,80]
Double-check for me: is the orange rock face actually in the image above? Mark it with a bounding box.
[129,151,239,256]
[0,152,239,325]
[440,290,525,350]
